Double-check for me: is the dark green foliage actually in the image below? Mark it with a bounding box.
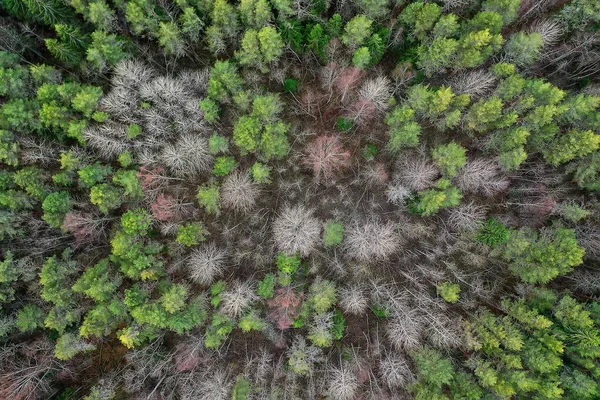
[283,78,299,92]
[42,191,70,228]
[477,218,510,247]
[336,117,353,131]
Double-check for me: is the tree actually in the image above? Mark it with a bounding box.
[357,0,389,19]
[41,191,70,228]
[431,142,467,177]
[410,347,455,395]
[90,183,122,213]
[417,37,458,76]
[158,21,185,56]
[0,252,18,304]
[502,227,585,283]
[465,96,504,133]
[323,220,344,248]
[477,219,510,247]
[237,27,283,72]
[303,136,350,181]
[437,282,460,303]
[72,258,121,302]
[309,279,337,313]
[40,249,78,307]
[16,304,45,332]
[352,47,371,69]
[212,156,237,176]
[197,182,221,215]
[176,222,207,246]
[543,130,600,166]
[399,2,441,41]
[504,32,544,67]
[86,31,128,72]
[455,29,504,69]
[385,106,421,150]
[482,0,520,25]
[273,205,321,256]
[341,15,373,50]
[121,208,152,236]
[55,333,96,360]
[250,162,271,183]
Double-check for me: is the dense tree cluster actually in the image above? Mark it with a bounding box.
[1,0,600,399]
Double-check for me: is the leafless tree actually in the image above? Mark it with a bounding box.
[358,76,392,112]
[575,223,600,260]
[424,311,465,349]
[386,182,411,206]
[195,369,232,400]
[448,69,497,98]
[379,354,414,389]
[221,170,260,213]
[220,280,258,318]
[446,203,488,232]
[99,86,140,121]
[326,366,360,400]
[177,69,209,95]
[455,158,510,196]
[339,283,369,315]
[345,220,401,262]
[160,134,213,177]
[187,243,229,286]
[386,310,424,350]
[111,59,155,90]
[393,156,440,192]
[273,205,321,256]
[303,136,351,182]
[530,19,564,48]
[139,76,192,106]
[18,136,60,166]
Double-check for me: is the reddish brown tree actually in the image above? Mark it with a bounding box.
[267,288,304,330]
[303,136,351,182]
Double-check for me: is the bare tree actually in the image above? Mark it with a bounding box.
[386,311,424,351]
[111,59,155,90]
[446,203,488,232]
[379,354,414,389]
[345,221,401,262]
[188,243,229,286]
[530,19,564,48]
[393,156,440,192]
[139,76,192,107]
[220,280,258,318]
[273,205,321,256]
[303,136,351,182]
[221,170,260,213]
[358,76,392,112]
[160,134,213,177]
[339,283,369,315]
[386,183,411,206]
[455,158,509,196]
[326,366,360,400]
[448,69,497,98]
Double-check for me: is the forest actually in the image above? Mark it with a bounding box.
[0,0,600,398]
